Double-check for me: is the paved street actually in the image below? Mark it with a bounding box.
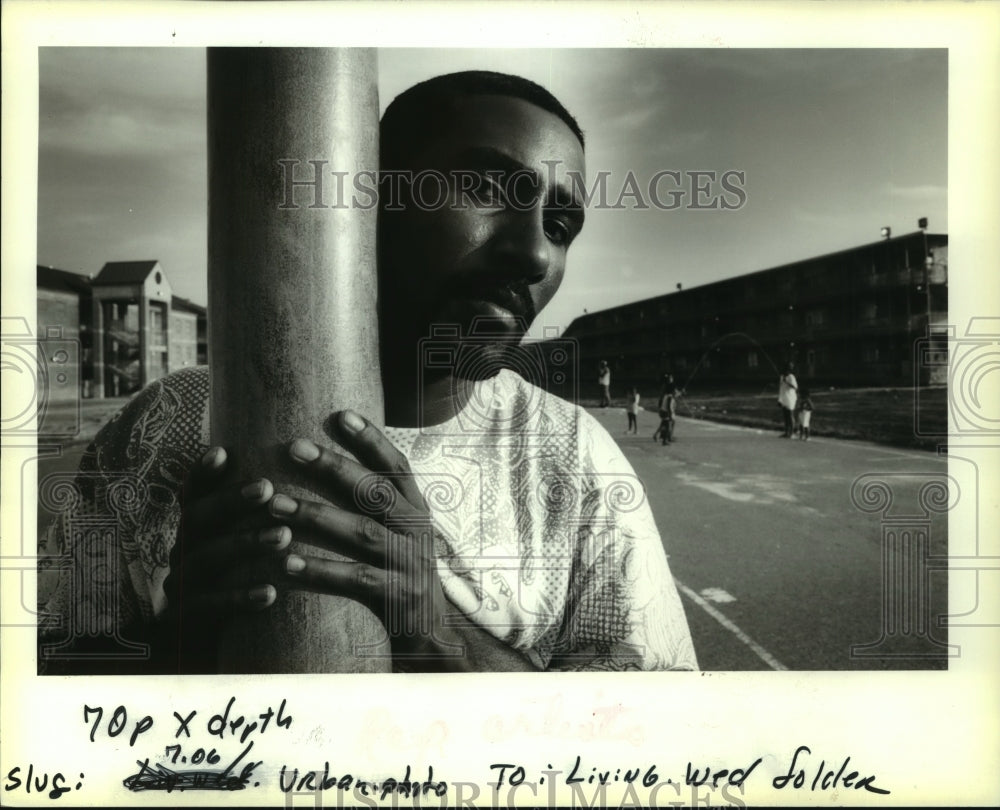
[586,406,951,671]
[35,399,952,671]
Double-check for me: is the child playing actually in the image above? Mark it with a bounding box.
[626,386,640,434]
[796,387,814,440]
[652,377,678,445]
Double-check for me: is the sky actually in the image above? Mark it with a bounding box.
[37,47,947,336]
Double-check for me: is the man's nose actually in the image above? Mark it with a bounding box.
[491,206,551,284]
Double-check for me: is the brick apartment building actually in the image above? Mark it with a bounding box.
[561,230,948,396]
[36,261,207,400]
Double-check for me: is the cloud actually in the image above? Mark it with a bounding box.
[885,182,947,201]
[606,105,658,132]
[40,102,204,158]
[39,48,205,159]
[790,206,846,226]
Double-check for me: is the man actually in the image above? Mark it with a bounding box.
[777,362,798,438]
[654,374,678,445]
[39,71,697,673]
[598,359,611,407]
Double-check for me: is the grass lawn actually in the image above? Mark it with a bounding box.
[583,386,949,452]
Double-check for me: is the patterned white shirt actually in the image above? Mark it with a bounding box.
[38,366,697,672]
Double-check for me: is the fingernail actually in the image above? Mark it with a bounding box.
[270,494,298,516]
[341,410,365,433]
[289,438,320,462]
[202,447,224,468]
[248,584,275,605]
[260,526,290,547]
[241,479,265,500]
[285,554,306,575]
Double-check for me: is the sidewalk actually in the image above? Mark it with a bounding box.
[39,396,130,446]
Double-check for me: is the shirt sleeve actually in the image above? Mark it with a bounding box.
[37,368,209,674]
[37,434,147,674]
[545,412,698,672]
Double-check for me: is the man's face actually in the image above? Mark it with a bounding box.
[380,94,586,348]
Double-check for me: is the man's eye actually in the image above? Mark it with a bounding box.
[544,217,572,247]
[469,173,505,207]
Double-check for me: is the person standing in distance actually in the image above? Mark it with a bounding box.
[655,374,678,445]
[777,362,799,438]
[598,359,612,407]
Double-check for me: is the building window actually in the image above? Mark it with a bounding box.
[805,308,826,327]
[149,302,167,347]
[863,344,880,363]
[102,300,141,397]
[803,264,826,282]
[748,351,759,368]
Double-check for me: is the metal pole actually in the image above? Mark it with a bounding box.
[207,48,388,673]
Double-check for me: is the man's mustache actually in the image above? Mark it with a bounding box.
[447,277,536,324]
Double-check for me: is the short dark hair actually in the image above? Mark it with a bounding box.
[380,70,585,169]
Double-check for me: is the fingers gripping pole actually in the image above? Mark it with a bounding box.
[207,48,389,672]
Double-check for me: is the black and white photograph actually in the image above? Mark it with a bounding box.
[3,2,998,808]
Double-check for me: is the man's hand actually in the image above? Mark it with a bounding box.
[276,409,539,672]
[163,411,540,672]
[162,446,290,672]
